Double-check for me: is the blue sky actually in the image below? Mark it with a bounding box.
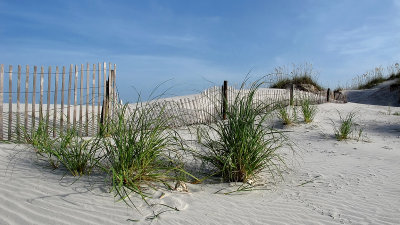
[1,0,399,101]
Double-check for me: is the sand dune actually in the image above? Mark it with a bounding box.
[1,89,400,224]
[344,79,400,106]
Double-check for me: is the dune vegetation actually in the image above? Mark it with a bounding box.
[351,63,400,90]
[269,63,324,91]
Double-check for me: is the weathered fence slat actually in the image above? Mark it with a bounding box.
[109,63,113,119]
[109,68,113,119]
[67,65,72,130]
[46,66,52,128]
[97,63,101,127]
[17,65,21,140]
[53,66,59,137]
[39,66,44,125]
[85,63,89,136]
[32,66,37,129]
[0,64,3,139]
[103,62,106,117]
[79,64,83,135]
[113,64,117,107]
[24,65,29,133]
[8,65,13,140]
[60,66,65,134]
[92,64,96,135]
[73,65,78,130]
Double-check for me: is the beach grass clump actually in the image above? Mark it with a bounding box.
[300,99,318,123]
[25,120,102,175]
[352,63,400,89]
[333,111,360,141]
[52,129,102,176]
[196,79,286,183]
[102,102,187,203]
[388,63,400,80]
[276,103,298,125]
[357,76,386,90]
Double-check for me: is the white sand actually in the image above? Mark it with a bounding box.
[1,91,400,224]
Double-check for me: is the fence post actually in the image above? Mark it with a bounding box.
[222,80,228,120]
[100,78,110,135]
[290,83,294,106]
[327,88,331,102]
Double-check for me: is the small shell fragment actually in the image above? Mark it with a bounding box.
[174,181,189,192]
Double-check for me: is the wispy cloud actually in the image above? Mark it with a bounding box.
[325,25,400,55]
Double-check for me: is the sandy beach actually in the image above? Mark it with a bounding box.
[1,88,400,225]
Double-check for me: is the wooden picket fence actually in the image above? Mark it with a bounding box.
[0,64,329,141]
[134,82,327,127]
[0,63,117,141]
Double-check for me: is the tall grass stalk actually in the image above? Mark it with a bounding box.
[196,78,287,183]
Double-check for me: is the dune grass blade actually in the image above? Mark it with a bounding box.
[103,102,187,206]
[196,78,287,183]
[300,99,317,123]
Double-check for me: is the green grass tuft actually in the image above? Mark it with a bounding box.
[54,129,102,176]
[276,104,298,125]
[333,111,358,141]
[102,102,188,205]
[300,99,318,123]
[24,119,60,168]
[24,119,102,176]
